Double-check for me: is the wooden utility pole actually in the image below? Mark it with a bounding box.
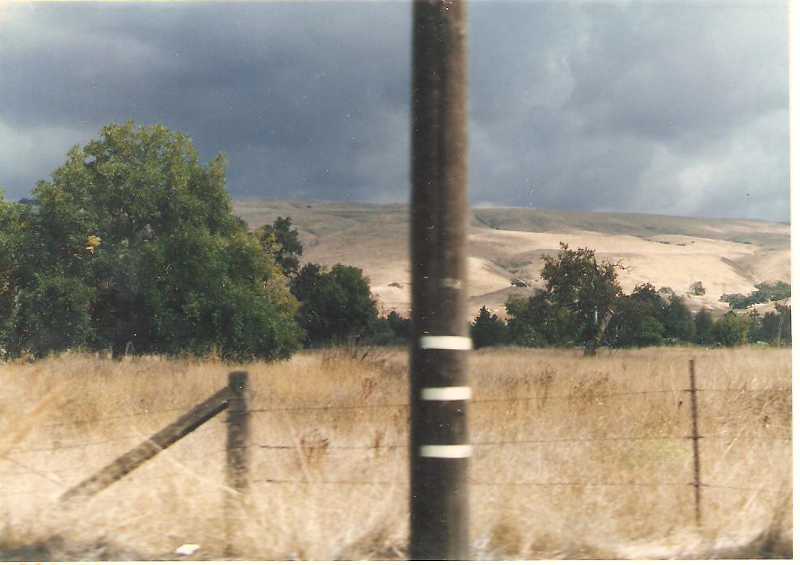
[409,0,471,560]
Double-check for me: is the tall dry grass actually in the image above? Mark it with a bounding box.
[0,346,791,559]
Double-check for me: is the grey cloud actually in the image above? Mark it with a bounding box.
[0,1,788,221]
[468,1,788,220]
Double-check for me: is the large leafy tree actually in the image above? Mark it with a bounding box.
[540,243,622,354]
[0,121,301,360]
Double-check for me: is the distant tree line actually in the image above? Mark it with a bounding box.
[721,281,791,310]
[470,243,791,351]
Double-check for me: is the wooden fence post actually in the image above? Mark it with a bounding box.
[225,371,251,556]
[688,359,702,527]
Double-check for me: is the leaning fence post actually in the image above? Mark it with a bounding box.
[688,359,702,527]
[225,371,251,556]
[60,388,231,503]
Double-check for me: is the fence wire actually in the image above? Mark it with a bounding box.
[1,385,791,499]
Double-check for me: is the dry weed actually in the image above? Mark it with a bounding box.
[0,346,791,559]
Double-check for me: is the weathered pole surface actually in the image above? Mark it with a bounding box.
[225,371,251,557]
[688,359,703,527]
[409,0,471,560]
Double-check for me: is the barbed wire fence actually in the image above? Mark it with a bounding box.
[0,361,792,555]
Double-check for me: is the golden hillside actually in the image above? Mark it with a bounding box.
[233,200,790,317]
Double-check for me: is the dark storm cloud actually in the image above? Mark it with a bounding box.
[0,1,788,221]
[467,1,788,221]
[1,1,412,203]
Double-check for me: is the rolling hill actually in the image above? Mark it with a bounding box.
[232,200,790,318]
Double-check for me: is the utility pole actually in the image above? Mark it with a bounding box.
[409,0,471,560]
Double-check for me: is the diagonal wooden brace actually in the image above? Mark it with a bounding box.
[60,387,231,503]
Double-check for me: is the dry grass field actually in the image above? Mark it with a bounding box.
[0,347,791,560]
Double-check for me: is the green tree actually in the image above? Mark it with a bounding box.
[0,192,20,352]
[773,304,791,346]
[720,293,749,309]
[470,306,509,349]
[712,312,749,347]
[694,308,714,344]
[256,216,303,277]
[606,284,665,348]
[386,311,411,341]
[660,293,696,343]
[290,263,378,345]
[721,282,791,310]
[540,243,622,354]
[690,281,706,296]
[0,122,301,361]
[505,291,578,348]
[363,311,411,346]
[745,309,763,343]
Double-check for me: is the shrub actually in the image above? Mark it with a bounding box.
[690,281,706,296]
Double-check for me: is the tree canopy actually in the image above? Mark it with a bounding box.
[0,121,301,361]
[540,243,622,353]
[470,306,509,349]
[256,216,303,278]
[290,262,378,345]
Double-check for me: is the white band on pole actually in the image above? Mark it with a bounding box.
[420,445,473,458]
[419,336,472,350]
[421,386,472,401]
[439,277,463,290]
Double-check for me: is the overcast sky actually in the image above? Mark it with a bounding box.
[0,1,789,221]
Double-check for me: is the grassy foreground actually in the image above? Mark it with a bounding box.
[0,346,791,559]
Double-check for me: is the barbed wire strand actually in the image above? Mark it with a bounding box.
[254,433,791,451]
[4,478,790,497]
[5,419,225,455]
[1,383,790,499]
[0,455,64,485]
[1,387,788,435]
[1,444,229,480]
[0,402,221,437]
[243,387,790,414]
[250,477,791,495]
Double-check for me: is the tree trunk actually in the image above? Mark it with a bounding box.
[584,310,613,356]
